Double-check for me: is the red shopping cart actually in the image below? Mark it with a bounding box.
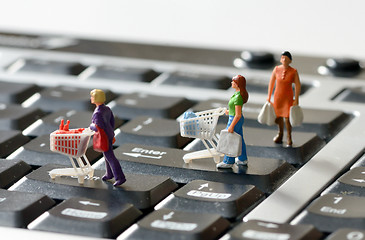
[49,128,94,184]
[180,107,226,163]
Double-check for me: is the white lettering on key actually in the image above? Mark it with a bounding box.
[61,208,107,219]
[242,230,290,240]
[131,147,167,156]
[346,231,364,240]
[320,206,347,215]
[187,190,231,199]
[133,125,143,132]
[0,198,6,203]
[151,220,197,231]
[143,118,153,125]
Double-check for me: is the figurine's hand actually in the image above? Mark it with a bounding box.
[293,99,299,106]
[228,126,234,133]
[266,97,271,103]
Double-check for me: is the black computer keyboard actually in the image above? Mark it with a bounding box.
[0,31,364,239]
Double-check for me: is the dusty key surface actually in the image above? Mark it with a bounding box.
[29,197,142,238]
[99,143,295,193]
[10,164,178,210]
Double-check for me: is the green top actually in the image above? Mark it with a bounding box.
[228,91,243,116]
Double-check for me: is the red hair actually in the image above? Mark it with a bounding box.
[232,75,249,104]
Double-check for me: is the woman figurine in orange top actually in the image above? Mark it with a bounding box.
[267,51,301,146]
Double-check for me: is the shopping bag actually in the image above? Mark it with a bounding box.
[93,125,109,152]
[289,105,304,127]
[257,101,276,126]
[217,130,242,157]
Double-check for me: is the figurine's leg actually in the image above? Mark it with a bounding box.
[102,160,113,181]
[104,148,126,186]
[285,118,292,146]
[235,117,247,162]
[273,117,284,144]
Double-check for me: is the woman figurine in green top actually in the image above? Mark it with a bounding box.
[217,75,249,168]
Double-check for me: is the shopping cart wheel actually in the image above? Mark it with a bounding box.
[88,169,94,178]
[78,176,85,184]
[213,155,221,163]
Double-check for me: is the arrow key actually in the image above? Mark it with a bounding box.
[223,220,322,240]
[118,209,230,240]
[155,180,264,219]
[29,197,142,238]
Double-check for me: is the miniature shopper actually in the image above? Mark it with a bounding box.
[90,89,126,186]
[217,75,249,168]
[267,51,301,146]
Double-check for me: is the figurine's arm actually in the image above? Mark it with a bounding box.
[293,71,301,106]
[267,67,277,102]
[228,105,242,133]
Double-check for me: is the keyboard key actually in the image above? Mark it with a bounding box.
[324,58,362,77]
[10,164,178,210]
[0,189,55,228]
[90,65,159,82]
[292,193,365,234]
[102,143,295,193]
[117,209,230,240]
[155,180,264,219]
[222,220,322,240]
[111,92,194,120]
[0,130,29,158]
[192,100,350,141]
[245,76,311,95]
[324,166,365,197]
[0,159,31,188]
[29,86,117,112]
[28,197,142,238]
[8,58,88,76]
[186,124,325,165]
[7,135,101,167]
[115,116,190,148]
[162,71,231,89]
[24,109,123,137]
[0,103,45,130]
[0,81,40,104]
[241,51,275,69]
[335,86,365,103]
[326,228,365,240]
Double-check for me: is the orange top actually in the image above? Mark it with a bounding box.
[273,66,297,117]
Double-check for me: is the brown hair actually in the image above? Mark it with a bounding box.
[232,75,249,104]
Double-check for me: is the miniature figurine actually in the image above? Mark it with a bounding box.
[267,51,301,146]
[217,75,249,168]
[90,89,126,186]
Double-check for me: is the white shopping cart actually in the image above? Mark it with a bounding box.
[49,128,94,184]
[180,107,226,163]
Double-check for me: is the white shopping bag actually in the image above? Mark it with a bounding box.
[217,130,242,157]
[257,101,276,126]
[290,105,304,126]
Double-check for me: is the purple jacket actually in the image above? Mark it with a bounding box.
[90,104,115,142]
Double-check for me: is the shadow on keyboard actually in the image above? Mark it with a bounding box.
[0,31,364,239]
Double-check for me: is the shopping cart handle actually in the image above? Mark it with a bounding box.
[216,107,227,115]
[83,128,95,135]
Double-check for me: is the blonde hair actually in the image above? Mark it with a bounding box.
[90,89,106,104]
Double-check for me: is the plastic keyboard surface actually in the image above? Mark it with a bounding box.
[0,31,364,239]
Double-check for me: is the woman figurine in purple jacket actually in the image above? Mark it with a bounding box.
[90,89,126,186]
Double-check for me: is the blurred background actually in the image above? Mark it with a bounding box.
[0,0,363,58]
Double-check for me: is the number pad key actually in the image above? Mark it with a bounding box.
[292,193,365,233]
[223,220,322,240]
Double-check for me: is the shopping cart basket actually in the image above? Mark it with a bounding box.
[49,128,94,184]
[180,107,226,163]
